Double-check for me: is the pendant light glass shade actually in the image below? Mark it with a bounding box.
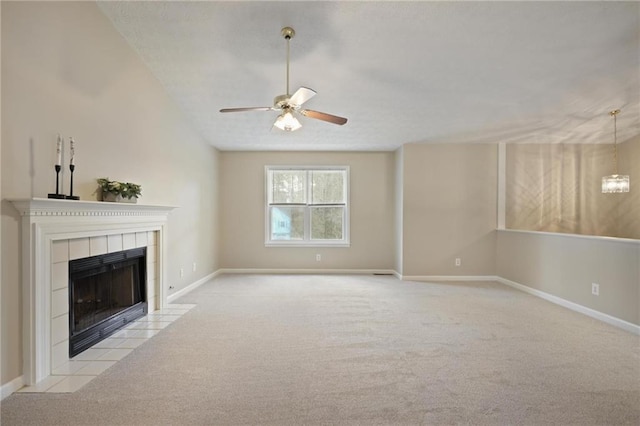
[601,109,629,193]
[602,174,629,193]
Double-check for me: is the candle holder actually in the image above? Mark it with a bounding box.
[47,165,66,199]
[66,164,80,200]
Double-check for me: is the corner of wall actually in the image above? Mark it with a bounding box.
[394,146,404,275]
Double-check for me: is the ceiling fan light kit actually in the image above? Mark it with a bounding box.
[220,27,348,132]
[274,111,302,132]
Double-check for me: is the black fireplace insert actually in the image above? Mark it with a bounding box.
[68,247,147,357]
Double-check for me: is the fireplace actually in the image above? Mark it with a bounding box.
[10,198,175,386]
[69,248,148,357]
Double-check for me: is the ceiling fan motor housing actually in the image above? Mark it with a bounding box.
[274,94,290,109]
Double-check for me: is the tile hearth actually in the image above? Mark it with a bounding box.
[17,304,195,394]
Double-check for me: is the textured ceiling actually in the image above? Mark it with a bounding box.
[97,1,640,151]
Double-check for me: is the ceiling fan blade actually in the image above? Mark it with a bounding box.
[300,109,348,125]
[288,87,316,107]
[219,107,273,113]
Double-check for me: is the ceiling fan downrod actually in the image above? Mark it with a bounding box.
[281,27,295,96]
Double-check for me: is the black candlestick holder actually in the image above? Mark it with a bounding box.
[48,165,66,199]
[66,164,79,200]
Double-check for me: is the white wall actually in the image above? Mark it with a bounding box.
[219,151,395,271]
[1,2,219,387]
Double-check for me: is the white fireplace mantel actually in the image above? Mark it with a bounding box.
[10,198,177,386]
[11,197,177,217]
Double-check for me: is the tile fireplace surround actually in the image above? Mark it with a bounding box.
[9,198,176,387]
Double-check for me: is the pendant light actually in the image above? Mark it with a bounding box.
[601,109,630,193]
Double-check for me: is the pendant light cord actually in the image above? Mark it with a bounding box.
[611,110,619,175]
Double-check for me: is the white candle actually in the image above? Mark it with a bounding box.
[69,137,75,166]
[56,135,62,166]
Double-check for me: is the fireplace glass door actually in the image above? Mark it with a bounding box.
[69,247,147,356]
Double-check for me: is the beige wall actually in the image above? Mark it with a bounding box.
[0,0,3,396]
[506,139,639,239]
[1,2,219,386]
[502,140,639,326]
[497,230,639,325]
[618,135,640,239]
[400,143,498,277]
[219,151,395,271]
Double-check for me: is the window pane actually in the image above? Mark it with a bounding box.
[271,171,306,204]
[311,207,344,240]
[270,206,305,240]
[310,171,344,204]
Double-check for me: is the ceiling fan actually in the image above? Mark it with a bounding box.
[219,27,348,132]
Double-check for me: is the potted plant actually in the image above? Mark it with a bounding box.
[96,178,142,203]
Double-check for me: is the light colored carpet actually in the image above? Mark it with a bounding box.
[2,274,639,425]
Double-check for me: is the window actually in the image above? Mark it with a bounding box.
[266,166,349,246]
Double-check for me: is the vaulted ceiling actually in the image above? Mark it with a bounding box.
[97,1,640,151]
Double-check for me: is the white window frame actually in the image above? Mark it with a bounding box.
[265,165,350,247]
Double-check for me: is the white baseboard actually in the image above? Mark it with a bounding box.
[496,277,640,335]
[170,270,639,336]
[166,271,220,304]
[166,268,399,304]
[217,268,398,276]
[398,274,639,335]
[401,275,500,282]
[1,375,24,400]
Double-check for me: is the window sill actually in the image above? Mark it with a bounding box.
[265,241,351,248]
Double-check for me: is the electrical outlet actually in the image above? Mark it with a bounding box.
[180,268,184,278]
[455,258,461,267]
[316,254,322,262]
[592,283,599,296]
[193,262,197,272]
